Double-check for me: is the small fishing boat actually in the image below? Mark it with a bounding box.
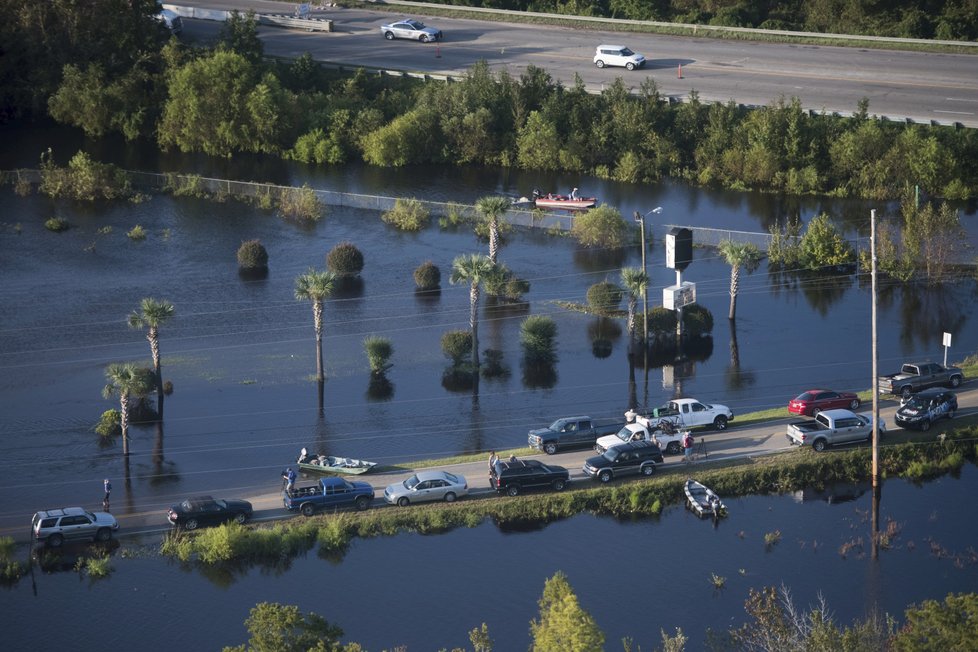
[297,448,377,475]
[684,478,726,518]
[533,193,597,211]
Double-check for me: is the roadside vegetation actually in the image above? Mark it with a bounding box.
[4,8,976,203]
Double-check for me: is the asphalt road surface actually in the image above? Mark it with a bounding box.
[9,383,975,544]
[175,1,978,127]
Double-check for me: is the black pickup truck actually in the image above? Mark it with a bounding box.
[527,416,626,455]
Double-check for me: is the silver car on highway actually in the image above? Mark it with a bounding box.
[384,470,467,506]
[381,19,443,43]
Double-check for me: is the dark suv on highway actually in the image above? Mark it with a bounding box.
[490,458,570,496]
[583,440,664,483]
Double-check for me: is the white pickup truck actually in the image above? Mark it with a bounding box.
[786,408,885,452]
[595,415,688,454]
[626,398,734,431]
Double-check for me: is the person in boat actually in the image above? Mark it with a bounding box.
[569,187,578,200]
[532,189,541,200]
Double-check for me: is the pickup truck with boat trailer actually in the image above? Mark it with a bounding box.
[283,476,375,516]
[627,398,734,431]
[594,415,687,454]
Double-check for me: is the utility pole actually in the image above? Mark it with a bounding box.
[634,207,662,361]
[871,209,879,489]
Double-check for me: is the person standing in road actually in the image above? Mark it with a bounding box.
[285,467,297,494]
[103,478,112,509]
[488,450,498,474]
[682,431,695,464]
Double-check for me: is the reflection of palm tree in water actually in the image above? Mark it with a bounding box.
[725,319,756,391]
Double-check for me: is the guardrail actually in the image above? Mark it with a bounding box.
[162,4,332,32]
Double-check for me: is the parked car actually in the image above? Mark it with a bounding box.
[894,389,957,431]
[490,458,569,496]
[384,470,468,506]
[527,415,627,455]
[32,507,118,547]
[787,389,861,416]
[786,409,883,452]
[593,44,646,70]
[582,440,664,483]
[878,361,963,398]
[167,495,253,530]
[381,19,442,42]
[156,8,183,34]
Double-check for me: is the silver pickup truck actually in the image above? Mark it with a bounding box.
[786,409,884,452]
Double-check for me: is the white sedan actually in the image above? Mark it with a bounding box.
[381,19,443,43]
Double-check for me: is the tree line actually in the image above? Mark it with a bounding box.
[4,4,975,201]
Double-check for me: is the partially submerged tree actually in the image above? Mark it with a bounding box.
[450,254,495,369]
[571,205,629,249]
[620,267,649,346]
[128,297,175,418]
[530,572,605,652]
[102,363,153,456]
[474,195,512,264]
[294,268,336,383]
[717,240,762,320]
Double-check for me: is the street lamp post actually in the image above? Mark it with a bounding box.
[633,207,662,351]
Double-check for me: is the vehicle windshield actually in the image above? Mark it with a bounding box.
[404,475,420,490]
[547,420,564,431]
[601,449,619,461]
[407,20,425,28]
[620,47,634,55]
[903,396,930,409]
[796,392,815,401]
[613,427,631,442]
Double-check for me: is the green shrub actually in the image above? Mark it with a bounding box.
[571,205,629,249]
[799,213,855,271]
[364,336,393,374]
[644,306,677,337]
[413,260,441,291]
[279,184,323,221]
[326,241,364,277]
[94,409,121,437]
[682,304,714,337]
[80,555,112,578]
[440,202,472,228]
[127,225,146,240]
[441,330,472,365]
[586,281,623,314]
[44,217,70,232]
[520,315,558,365]
[483,264,529,300]
[39,150,132,200]
[382,198,429,231]
[167,173,209,198]
[236,239,268,269]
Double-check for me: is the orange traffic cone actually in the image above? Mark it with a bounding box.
[678,64,683,79]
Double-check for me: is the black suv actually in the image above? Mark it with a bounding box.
[583,440,664,483]
[895,388,957,431]
[490,458,570,496]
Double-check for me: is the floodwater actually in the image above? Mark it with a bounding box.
[4,467,978,650]
[0,123,977,531]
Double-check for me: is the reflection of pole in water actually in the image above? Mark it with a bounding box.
[627,359,637,412]
[317,379,324,417]
[871,483,881,560]
[865,483,883,624]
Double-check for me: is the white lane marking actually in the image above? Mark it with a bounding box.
[934,109,975,115]
[945,97,978,103]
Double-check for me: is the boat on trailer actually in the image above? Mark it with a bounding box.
[684,478,727,517]
[297,448,377,475]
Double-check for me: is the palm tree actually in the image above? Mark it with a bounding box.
[294,268,336,383]
[620,267,649,350]
[450,253,495,369]
[475,196,512,264]
[128,297,175,418]
[717,240,762,320]
[102,363,153,457]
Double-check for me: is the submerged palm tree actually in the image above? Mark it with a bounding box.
[294,268,336,383]
[717,240,762,320]
[450,253,495,369]
[127,297,175,418]
[620,267,649,350]
[102,363,153,457]
[475,195,512,264]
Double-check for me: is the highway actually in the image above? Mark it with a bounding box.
[175,1,978,127]
[9,384,975,544]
